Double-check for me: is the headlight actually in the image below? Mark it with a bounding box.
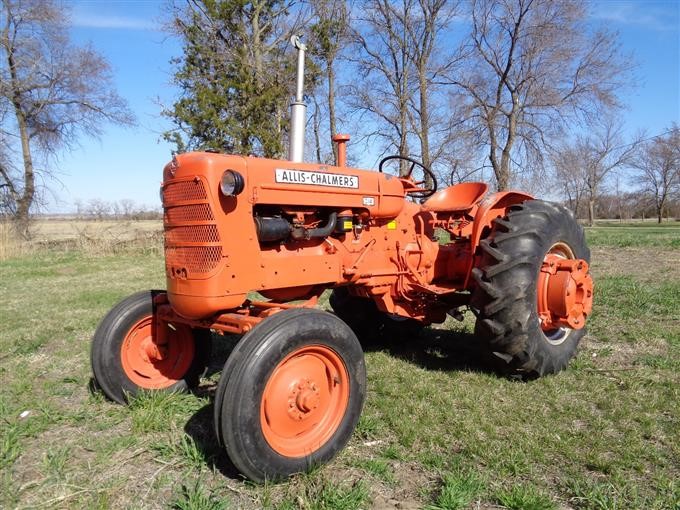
[220,170,245,196]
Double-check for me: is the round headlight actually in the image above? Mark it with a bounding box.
[220,170,245,196]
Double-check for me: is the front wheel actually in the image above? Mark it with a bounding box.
[471,200,593,378]
[91,290,211,404]
[214,308,366,482]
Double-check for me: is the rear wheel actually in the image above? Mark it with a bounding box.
[329,287,423,344]
[471,200,593,378]
[214,308,366,482]
[91,290,211,404]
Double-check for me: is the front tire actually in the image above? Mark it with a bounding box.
[214,308,366,482]
[91,290,211,404]
[471,200,591,378]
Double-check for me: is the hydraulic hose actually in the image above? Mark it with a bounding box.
[291,212,338,240]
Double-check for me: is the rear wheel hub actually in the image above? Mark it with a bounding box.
[538,251,593,331]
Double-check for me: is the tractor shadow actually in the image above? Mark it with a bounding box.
[184,333,242,480]
[184,326,497,478]
[362,325,496,374]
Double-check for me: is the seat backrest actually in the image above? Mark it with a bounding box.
[421,182,489,213]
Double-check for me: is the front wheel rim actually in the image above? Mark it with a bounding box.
[260,344,350,458]
[120,317,195,389]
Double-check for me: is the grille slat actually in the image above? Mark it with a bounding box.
[164,204,214,223]
[163,179,222,276]
[165,225,220,244]
[163,180,208,202]
[165,246,222,274]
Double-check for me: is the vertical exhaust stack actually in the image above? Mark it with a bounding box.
[289,35,307,163]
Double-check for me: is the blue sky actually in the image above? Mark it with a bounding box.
[49,0,679,213]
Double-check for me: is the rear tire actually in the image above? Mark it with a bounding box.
[214,308,366,482]
[91,290,211,404]
[470,200,590,378]
[329,287,423,344]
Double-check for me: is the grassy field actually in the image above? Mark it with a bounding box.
[0,222,678,509]
[0,219,162,260]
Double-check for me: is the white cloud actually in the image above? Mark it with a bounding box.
[591,1,679,32]
[71,13,158,31]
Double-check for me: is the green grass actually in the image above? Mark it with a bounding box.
[171,479,230,510]
[426,470,483,510]
[0,223,678,508]
[495,485,556,510]
[586,222,680,248]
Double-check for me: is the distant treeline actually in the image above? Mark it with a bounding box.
[571,193,680,222]
[72,199,162,221]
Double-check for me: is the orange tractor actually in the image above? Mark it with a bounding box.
[91,37,593,482]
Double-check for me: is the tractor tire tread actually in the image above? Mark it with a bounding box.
[215,308,366,482]
[470,200,589,378]
[91,290,211,404]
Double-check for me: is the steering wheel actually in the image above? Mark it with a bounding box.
[378,155,438,198]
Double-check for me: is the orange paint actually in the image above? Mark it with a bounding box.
[259,345,350,457]
[159,151,586,330]
[120,316,195,389]
[332,134,350,167]
[537,250,594,331]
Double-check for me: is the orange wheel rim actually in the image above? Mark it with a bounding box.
[537,242,594,337]
[120,317,195,389]
[260,345,350,457]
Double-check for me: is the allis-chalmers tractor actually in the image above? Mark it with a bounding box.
[91,37,593,482]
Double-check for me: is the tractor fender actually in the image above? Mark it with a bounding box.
[464,191,534,287]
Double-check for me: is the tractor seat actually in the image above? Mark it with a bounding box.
[421,182,489,213]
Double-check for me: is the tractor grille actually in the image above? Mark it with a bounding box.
[164,224,220,244]
[165,246,223,274]
[163,179,222,276]
[163,179,208,202]
[164,203,214,223]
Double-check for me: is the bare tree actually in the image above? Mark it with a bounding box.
[87,198,110,221]
[404,0,459,167]
[349,0,415,175]
[119,198,136,219]
[551,142,587,218]
[404,0,460,187]
[309,0,349,163]
[448,0,631,190]
[0,0,133,234]
[631,126,680,223]
[553,118,637,226]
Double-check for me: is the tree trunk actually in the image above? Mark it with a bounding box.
[399,124,409,176]
[15,113,34,236]
[5,32,34,236]
[313,97,322,163]
[497,98,518,192]
[418,65,432,188]
[657,195,667,224]
[399,90,409,176]
[251,2,264,79]
[497,151,511,190]
[487,116,509,191]
[327,61,337,163]
[588,198,595,227]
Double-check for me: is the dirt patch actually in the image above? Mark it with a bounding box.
[371,461,433,509]
[580,333,667,368]
[590,247,680,283]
